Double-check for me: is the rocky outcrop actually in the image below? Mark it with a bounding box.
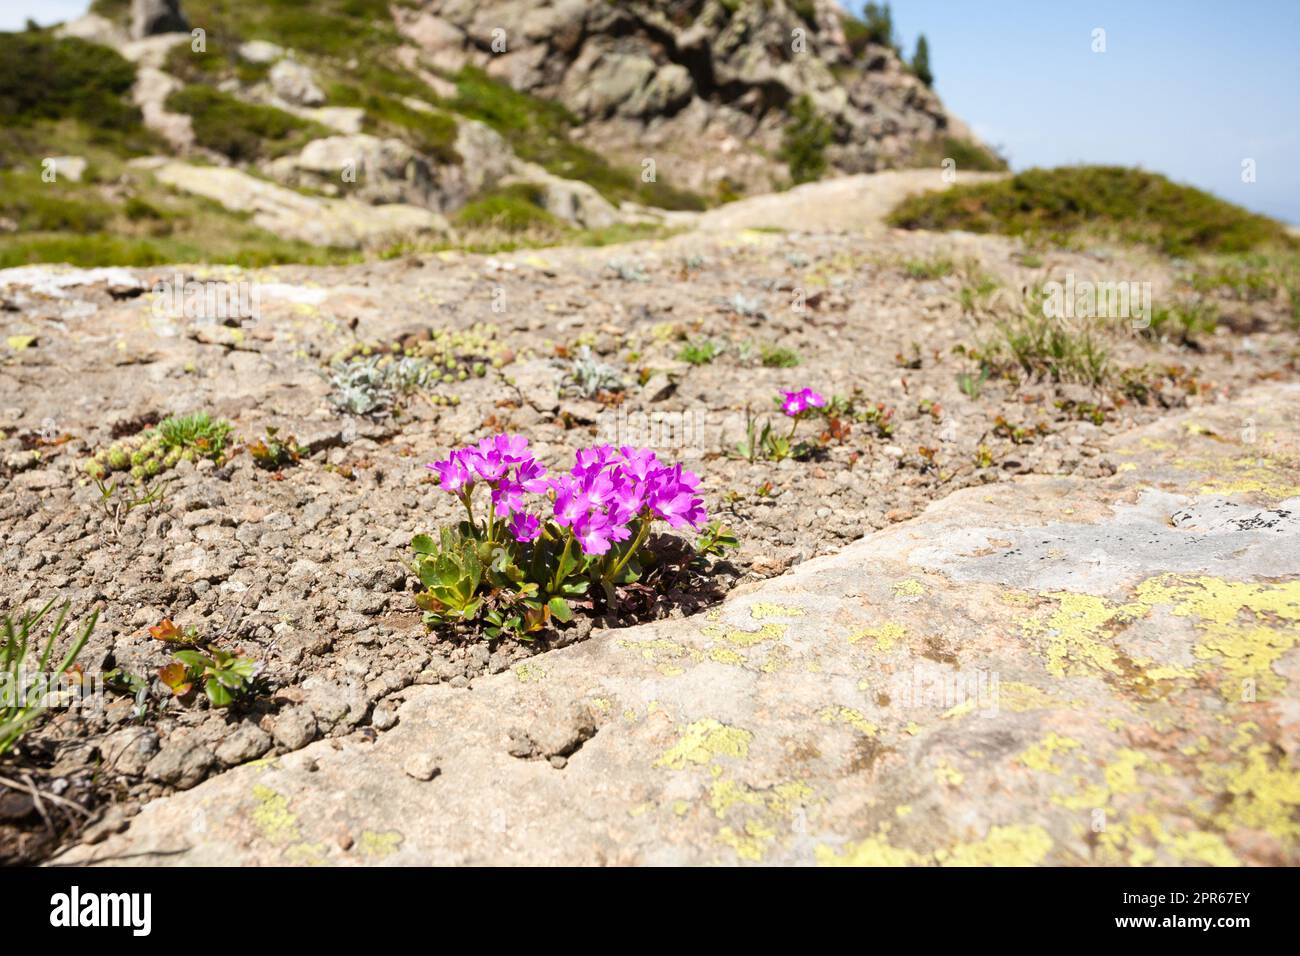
[147,160,449,248]
[395,0,979,194]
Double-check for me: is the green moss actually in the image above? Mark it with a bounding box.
[165,85,325,161]
[454,183,559,232]
[888,166,1295,256]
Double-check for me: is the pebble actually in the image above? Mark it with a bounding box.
[403,753,441,781]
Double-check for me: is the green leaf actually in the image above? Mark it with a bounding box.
[205,678,234,708]
[173,650,208,669]
[547,597,573,622]
[411,533,436,554]
[228,656,256,679]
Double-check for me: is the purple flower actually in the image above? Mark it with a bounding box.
[515,457,550,493]
[508,512,541,543]
[617,446,660,482]
[650,488,707,529]
[491,479,527,518]
[466,446,508,482]
[781,388,826,417]
[492,433,532,462]
[551,475,590,528]
[574,444,615,476]
[574,510,615,555]
[426,451,473,491]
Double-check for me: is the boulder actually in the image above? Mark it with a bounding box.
[269,59,326,107]
[150,161,449,249]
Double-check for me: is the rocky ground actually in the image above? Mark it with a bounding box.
[1,175,1298,863]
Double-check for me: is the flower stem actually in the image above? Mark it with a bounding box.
[605,514,652,589]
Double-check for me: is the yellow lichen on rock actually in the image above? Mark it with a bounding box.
[654,719,752,770]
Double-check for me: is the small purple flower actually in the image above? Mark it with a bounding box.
[493,433,532,462]
[491,479,527,518]
[574,444,615,476]
[509,511,541,543]
[427,451,472,492]
[781,387,826,417]
[466,447,508,482]
[515,457,550,493]
[618,446,660,482]
[574,510,615,555]
[551,476,590,528]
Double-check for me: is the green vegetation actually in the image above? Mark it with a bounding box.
[780,95,832,185]
[454,183,559,232]
[848,2,896,50]
[327,79,461,164]
[161,647,257,707]
[2,601,97,757]
[166,85,324,161]
[760,344,802,368]
[83,412,233,482]
[678,339,724,366]
[889,166,1295,256]
[909,136,1008,173]
[903,256,954,280]
[911,34,933,87]
[1143,298,1219,345]
[0,32,141,135]
[987,312,1110,386]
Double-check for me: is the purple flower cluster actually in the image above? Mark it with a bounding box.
[781,387,827,417]
[426,438,707,556]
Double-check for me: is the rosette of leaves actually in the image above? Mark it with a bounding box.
[159,649,256,707]
[150,619,257,708]
[410,527,582,641]
[249,426,303,471]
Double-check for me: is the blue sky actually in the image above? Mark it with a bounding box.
[6,1,1298,223]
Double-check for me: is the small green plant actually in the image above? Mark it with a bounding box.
[1,601,98,756]
[759,344,802,368]
[249,426,303,471]
[84,411,230,482]
[736,410,791,463]
[160,648,256,708]
[904,256,953,280]
[91,474,173,533]
[735,388,828,461]
[151,618,257,707]
[1142,299,1219,345]
[563,346,625,399]
[694,521,739,560]
[957,362,992,400]
[993,415,1049,445]
[991,313,1110,386]
[678,339,724,366]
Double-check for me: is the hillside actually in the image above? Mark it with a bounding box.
[0,0,1001,265]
